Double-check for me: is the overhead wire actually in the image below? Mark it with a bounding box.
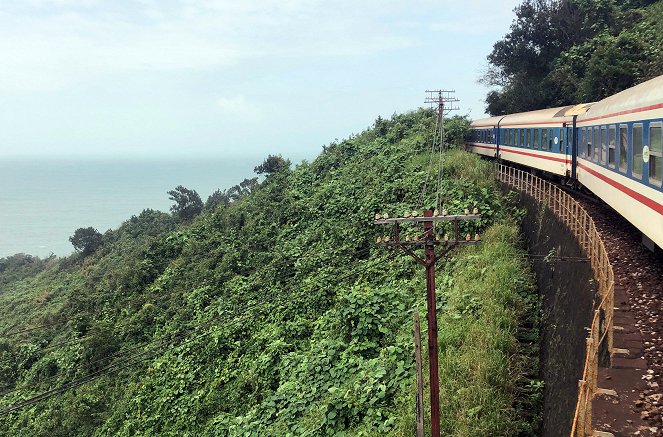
[420,112,440,210]
[0,250,397,414]
[0,245,379,398]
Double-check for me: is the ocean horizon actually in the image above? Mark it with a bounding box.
[0,155,291,258]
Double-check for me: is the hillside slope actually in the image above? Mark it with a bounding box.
[0,111,539,436]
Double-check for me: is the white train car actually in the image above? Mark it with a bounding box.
[467,115,502,158]
[575,75,663,249]
[497,107,574,177]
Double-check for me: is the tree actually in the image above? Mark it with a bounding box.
[69,227,103,256]
[168,185,203,221]
[443,115,472,148]
[254,155,290,176]
[205,189,231,210]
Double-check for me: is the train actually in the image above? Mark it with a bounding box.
[466,74,663,250]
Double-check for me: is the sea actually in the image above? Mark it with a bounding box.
[0,156,280,258]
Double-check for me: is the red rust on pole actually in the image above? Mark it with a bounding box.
[423,209,441,437]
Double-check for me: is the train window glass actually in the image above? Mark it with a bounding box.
[560,128,564,152]
[633,124,643,178]
[581,128,586,157]
[608,125,616,167]
[593,128,600,162]
[508,129,512,145]
[548,129,553,151]
[600,126,607,165]
[520,129,525,147]
[534,129,539,149]
[587,127,592,158]
[525,129,530,148]
[619,125,628,172]
[542,129,548,151]
[650,124,662,186]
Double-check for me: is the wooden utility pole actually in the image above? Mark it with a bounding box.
[413,312,424,437]
[424,90,460,154]
[375,208,481,437]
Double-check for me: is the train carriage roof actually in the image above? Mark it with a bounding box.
[470,115,505,128]
[577,74,663,123]
[499,105,574,127]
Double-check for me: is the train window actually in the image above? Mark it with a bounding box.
[650,124,662,186]
[525,129,530,148]
[534,129,539,149]
[608,125,616,168]
[520,129,525,147]
[560,128,565,152]
[619,125,628,172]
[508,129,512,145]
[581,128,586,157]
[633,124,644,178]
[548,129,553,151]
[542,129,548,151]
[600,126,607,165]
[593,127,600,162]
[587,127,593,158]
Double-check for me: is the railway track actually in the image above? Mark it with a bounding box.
[570,191,663,431]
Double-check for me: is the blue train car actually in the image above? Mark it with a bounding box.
[467,75,663,249]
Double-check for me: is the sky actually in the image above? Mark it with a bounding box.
[0,0,521,161]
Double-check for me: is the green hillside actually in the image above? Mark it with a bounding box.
[484,0,663,115]
[0,111,539,436]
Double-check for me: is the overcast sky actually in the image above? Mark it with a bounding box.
[0,0,521,160]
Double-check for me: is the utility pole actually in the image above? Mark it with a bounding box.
[374,208,481,437]
[424,90,460,153]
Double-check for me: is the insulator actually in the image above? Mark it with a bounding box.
[412,210,419,217]
[403,212,411,218]
[375,213,381,220]
[473,207,479,214]
[465,233,471,241]
[435,234,441,241]
[384,235,391,242]
[405,235,411,242]
[444,234,449,241]
[475,233,480,241]
[442,209,448,216]
[383,213,389,219]
[433,209,439,217]
[464,208,470,215]
[376,236,382,243]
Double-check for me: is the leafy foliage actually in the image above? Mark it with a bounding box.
[69,227,103,257]
[254,154,291,176]
[168,185,203,221]
[484,0,663,114]
[0,110,538,436]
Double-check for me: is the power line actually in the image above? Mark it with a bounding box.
[0,252,395,414]
[2,239,371,345]
[0,245,381,400]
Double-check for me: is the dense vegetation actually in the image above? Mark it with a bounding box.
[484,0,663,115]
[0,111,539,435]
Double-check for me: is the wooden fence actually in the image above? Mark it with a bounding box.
[495,164,615,437]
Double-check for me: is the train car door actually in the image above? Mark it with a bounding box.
[570,117,578,179]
